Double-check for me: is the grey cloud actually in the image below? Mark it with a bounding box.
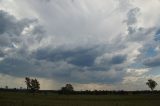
[0,57,69,78]
[154,29,160,41]
[0,10,45,58]
[124,7,141,36]
[122,6,160,70]
[0,10,51,78]
[25,32,128,83]
[40,0,50,2]
[0,55,123,83]
[33,43,127,68]
[0,2,137,85]
[97,54,127,66]
[125,7,155,42]
[144,55,160,67]
[0,10,32,47]
[0,9,122,83]
[110,55,126,64]
[0,41,127,84]
[34,46,101,67]
[1,0,158,86]
[0,57,37,76]
[0,10,34,36]
[0,50,5,57]
[125,7,140,26]
[0,0,160,90]
[127,27,155,42]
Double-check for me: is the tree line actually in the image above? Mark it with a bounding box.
[0,77,158,95]
[24,77,158,93]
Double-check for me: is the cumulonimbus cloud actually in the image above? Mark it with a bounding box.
[0,0,160,90]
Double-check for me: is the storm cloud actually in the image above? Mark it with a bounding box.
[0,0,160,90]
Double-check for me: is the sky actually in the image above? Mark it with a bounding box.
[0,0,160,91]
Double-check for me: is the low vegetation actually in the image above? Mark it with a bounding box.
[0,91,160,106]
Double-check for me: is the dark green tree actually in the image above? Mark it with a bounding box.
[61,84,74,93]
[30,79,40,92]
[25,77,31,90]
[146,79,158,91]
[25,77,40,92]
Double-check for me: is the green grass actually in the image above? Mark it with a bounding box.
[0,92,160,106]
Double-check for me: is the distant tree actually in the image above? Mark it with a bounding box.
[25,77,31,90]
[146,79,158,91]
[31,79,40,92]
[25,77,40,92]
[66,84,74,91]
[61,84,74,93]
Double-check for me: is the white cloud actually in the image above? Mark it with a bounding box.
[0,0,160,90]
[127,68,150,76]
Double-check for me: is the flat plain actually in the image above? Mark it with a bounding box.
[0,92,160,106]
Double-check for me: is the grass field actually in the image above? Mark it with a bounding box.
[0,92,160,106]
